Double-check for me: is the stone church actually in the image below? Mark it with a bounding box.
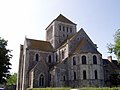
[16,14,120,90]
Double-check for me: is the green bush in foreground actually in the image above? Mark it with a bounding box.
[27,87,120,90]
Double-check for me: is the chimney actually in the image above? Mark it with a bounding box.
[108,56,112,62]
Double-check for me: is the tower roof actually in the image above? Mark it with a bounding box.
[46,14,76,30]
[55,14,76,25]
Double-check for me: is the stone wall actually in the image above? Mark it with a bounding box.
[28,50,54,88]
[67,53,104,87]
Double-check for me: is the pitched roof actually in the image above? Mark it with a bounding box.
[73,38,100,54]
[111,60,120,70]
[58,34,75,49]
[55,14,76,25]
[103,59,120,70]
[77,28,97,48]
[26,38,54,52]
[46,14,76,30]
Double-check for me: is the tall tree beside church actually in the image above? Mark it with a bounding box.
[107,29,120,62]
[0,37,12,84]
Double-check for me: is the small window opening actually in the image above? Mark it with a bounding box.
[36,54,39,61]
[83,70,86,79]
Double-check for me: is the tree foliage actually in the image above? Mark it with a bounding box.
[107,29,120,61]
[110,73,120,87]
[0,37,12,84]
[6,73,17,85]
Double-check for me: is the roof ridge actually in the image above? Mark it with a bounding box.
[55,14,76,25]
[46,14,76,30]
[26,38,50,43]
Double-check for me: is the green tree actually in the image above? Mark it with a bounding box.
[110,73,120,87]
[0,37,12,84]
[107,29,120,61]
[6,73,17,85]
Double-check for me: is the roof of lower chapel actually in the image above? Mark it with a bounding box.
[26,38,54,52]
[46,14,76,30]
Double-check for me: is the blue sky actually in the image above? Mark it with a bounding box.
[0,0,120,73]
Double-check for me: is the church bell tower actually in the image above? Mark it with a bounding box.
[46,14,77,49]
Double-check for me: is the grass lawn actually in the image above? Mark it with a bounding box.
[27,87,120,90]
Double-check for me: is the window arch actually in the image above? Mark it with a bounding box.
[82,55,86,64]
[73,57,76,65]
[35,54,39,61]
[93,55,97,64]
[94,70,98,79]
[48,55,51,63]
[39,74,44,87]
[83,70,86,79]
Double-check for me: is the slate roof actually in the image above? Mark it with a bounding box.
[55,14,76,25]
[103,59,120,70]
[46,14,76,30]
[26,38,54,52]
[56,28,99,55]
[73,38,100,54]
[58,34,75,49]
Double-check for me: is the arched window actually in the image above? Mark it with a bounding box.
[48,55,51,63]
[49,74,51,81]
[73,57,76,65]
[82,55,86,64]
[39,74,44,87]
[70,27,72,33]
[62,50,64,59]
[83,70,86,79]
[35,54,39,61]
[63,26,65,31]
[59,25,61,31]
[67,34,68,37]
[63,76,66,81]
[74,72,76,80]
[93,55,97,64]
[67,27,68,32]
[94,70,98,79]
[56,53,58,62]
